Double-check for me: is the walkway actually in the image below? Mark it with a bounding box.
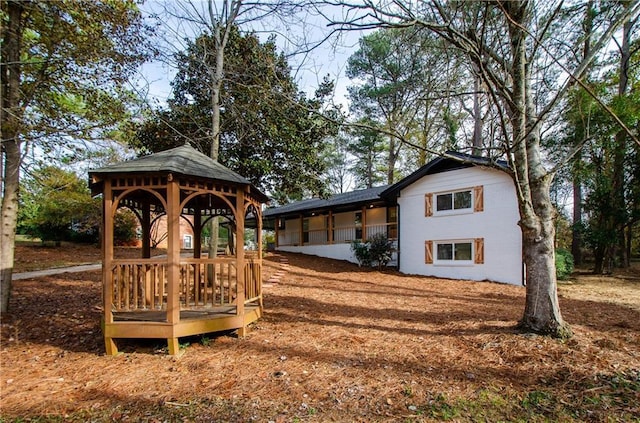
[13,263,102,280]
[13,254,291,283]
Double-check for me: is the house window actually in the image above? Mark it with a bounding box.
[436,190,472,212]
[183,234,193,249]
[426,238,484,265]
[436,241,472,261]
[426,186,483,217]
[277,218,285,230]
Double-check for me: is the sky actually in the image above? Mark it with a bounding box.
[135,1,363,111]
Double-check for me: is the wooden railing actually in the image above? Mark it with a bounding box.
[278,223,398,246]
[110,259,167,311]
[244,260,262,303]
[109,256,261,312]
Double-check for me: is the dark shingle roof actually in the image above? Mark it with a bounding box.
[381,151,509,200]
[263,185,391,218]
[89,144,269,202]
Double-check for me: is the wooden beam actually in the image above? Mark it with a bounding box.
[166,176,181,328]
[193,209,202,259]
[361,206,367,241]
[102,179,116,355]
[142,200,151,258]
[236,188,245,319]
[299,214,304,246]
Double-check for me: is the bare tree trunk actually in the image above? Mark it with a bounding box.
[505,0,570,337]
[206,0,242,260]
[387,134,396,184]
[571,0,595,268]
[612,18,633,268]
[571,169,583,266]
[1,0,24,314]
[472,72,482,156]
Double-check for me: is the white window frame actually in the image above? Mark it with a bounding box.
[434,188,473,216]
[183,234,193,249]
[434,239,474,266]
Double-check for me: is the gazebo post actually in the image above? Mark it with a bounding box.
[166,175,181,355]
[236,188,246,337]
[141,200,151,259]
[103,180,117,355]
[257,204,264,310]
[193,209,202,259]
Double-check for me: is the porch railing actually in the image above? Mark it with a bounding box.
[109,256,261,312]
[278,223,397,247]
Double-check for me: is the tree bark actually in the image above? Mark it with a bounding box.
[205,0,240,260]
[504,0,571,338]
[612,18,633,268]
[571,0,594,267]
[571,169,583,266]
[472,71,483,156]
[1,0,24,314]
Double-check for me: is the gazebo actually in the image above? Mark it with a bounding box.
[89,143,268,355]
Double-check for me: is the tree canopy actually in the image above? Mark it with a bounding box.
[1,0,155,312]
[133,27,340,201]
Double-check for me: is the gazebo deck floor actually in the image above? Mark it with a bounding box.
[113,304,260,323]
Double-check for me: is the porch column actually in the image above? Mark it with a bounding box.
[299,214,304,246]
[166,175,181,354]
[361,206,367,241]
[328,211,333,244]
[275,219,280,248]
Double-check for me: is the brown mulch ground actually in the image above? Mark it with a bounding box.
[1,244,639,422]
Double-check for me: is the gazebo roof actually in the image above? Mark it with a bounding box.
[89,143,269,203]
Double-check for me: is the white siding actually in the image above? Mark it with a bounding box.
[398,166,522,285]
[278,243,358,264]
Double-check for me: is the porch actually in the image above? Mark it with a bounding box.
[277,222,397,246]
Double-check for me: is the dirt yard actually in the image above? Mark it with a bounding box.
[1,244,639,422]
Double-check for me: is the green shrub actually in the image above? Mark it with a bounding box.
[114,209,139,245]
[555,248,574,280]
[351,233,393,270]
[351,239,372,267]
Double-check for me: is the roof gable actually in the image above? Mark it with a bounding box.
[381,152,509,200]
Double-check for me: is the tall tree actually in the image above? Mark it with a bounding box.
[346,28,448,183]
[346,26,474,179]
[323,0,640,337]
[18,166,101,245]
[348,119,387,189]
[579,21,640,273]
[133,29,339,200]
[0,0,154,313]
[322,131,355,194]
[571,0,597,266]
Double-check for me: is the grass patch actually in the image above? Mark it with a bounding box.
[404,371,640,422]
